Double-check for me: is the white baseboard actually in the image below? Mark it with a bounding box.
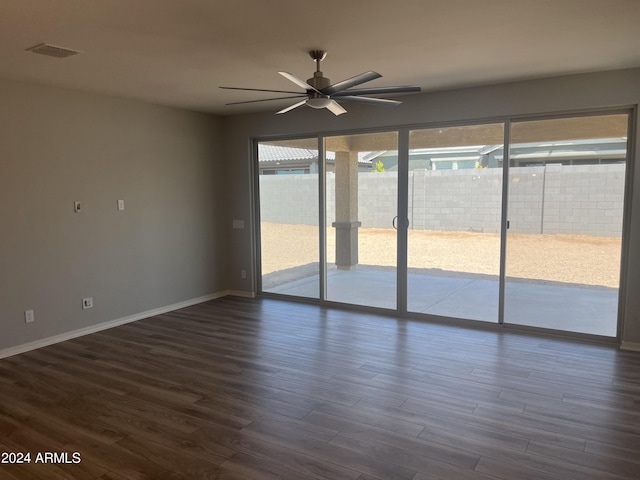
[620,341,640,352]
[0,291,231,360]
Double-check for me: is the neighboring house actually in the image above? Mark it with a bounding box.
[503,137,628,167]
[258,144,379,174]
[258,144,330,174]
[361,137,628,171]
[260,138,627,174]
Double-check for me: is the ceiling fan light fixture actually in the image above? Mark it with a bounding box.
[306,97,332,109]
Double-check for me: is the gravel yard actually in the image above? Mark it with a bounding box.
[261,222,621,288]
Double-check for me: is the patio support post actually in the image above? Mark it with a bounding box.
[332,150,361,269]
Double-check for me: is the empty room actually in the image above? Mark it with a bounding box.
[1,1,640,479]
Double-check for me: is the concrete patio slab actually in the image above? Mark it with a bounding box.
[266,267,618,337]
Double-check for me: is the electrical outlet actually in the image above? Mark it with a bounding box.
[82,297,93,310]
[25,309,35,323]
[241,270,247,279]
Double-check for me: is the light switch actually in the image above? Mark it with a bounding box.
[117,199,125,211]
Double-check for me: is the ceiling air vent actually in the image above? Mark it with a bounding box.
[25,43,82,59]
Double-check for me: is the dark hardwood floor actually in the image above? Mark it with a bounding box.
[1,296,640,479]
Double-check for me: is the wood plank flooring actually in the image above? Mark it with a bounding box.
[1,296,640,479]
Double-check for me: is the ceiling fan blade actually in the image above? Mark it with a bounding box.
[335,96,401,106]
[332,85,422,97]
[276,99,308,115]
[226,95,307,106]
[326,100,347,116]
[278,71,321,94]
[322,71,382,95]
[220,86,306,95]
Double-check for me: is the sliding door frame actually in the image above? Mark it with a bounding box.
[618,106,638,342]
[252,106,635,343]
[502,108,634,341]
[318,135,327,302]
[498,121,511,326]
[397,129,410,314]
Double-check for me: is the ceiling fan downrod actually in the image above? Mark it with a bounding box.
[307,50,330,91]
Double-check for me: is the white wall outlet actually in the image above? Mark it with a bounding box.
[241,270,247,279]
[117,199,125,211]
[74,201,82,213]
[232,219,245,229]
[25,309,35,323]
[82,297,93,309]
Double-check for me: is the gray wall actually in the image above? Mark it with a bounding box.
[259,164,625,237]
[222,67,640,345]
[0,79,226,352]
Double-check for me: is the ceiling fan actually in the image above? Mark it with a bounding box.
[220,50,421,116]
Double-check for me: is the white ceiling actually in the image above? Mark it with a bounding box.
[1,0,639,115]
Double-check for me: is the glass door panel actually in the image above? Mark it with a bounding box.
[258,138,320,298]
[407,123,504,321]
[324,131,398,309]
[505,114,629,336]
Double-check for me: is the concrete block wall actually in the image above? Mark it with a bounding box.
[259,174,320,226]
[259,164,626,238]
[410,169,503,233]
[259,174,335,226]
[358,172,398,229]
[507,164,625,236]
[543,164,625,237]
[508,166,545,234]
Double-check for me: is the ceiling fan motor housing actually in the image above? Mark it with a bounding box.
[307,71,331,92]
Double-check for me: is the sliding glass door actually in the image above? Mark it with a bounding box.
[504,114,629,336]
[258,138,320,298]
[256,111,630,338]
[406,123,504,322]
[324,132,399,309]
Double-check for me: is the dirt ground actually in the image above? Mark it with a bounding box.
[260,222,621,288]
